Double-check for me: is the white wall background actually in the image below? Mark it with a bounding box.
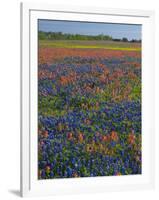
[0,0,158,199]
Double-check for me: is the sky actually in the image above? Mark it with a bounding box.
[38,19,141,40]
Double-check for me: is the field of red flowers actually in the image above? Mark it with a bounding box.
[38,44,141,179]
[39,47,141,65]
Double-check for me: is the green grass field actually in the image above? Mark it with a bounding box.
[39,40,141,51]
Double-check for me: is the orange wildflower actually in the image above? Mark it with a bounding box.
[72,172,79,177]
[128,132,136,145]
[102,135,110,142]
[57,123,63,131]
[67,132,73,140]
[38,169,42,177]
[115,172,121,176]
[60,76,68,85]
[99,74,106,83]
[46,166,51,173]
[43,130,49,138]
[78,132,84,143]
[84,118,91,125]
[110,131,119,142]
[96,132,100,137]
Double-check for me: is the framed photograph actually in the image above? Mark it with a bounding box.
[20,2,155,197]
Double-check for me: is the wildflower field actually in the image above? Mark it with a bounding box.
[38,40,141,179]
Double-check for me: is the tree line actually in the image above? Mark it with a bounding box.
[38,31,141,43]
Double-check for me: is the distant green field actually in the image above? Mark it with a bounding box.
[39,40,141,51]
